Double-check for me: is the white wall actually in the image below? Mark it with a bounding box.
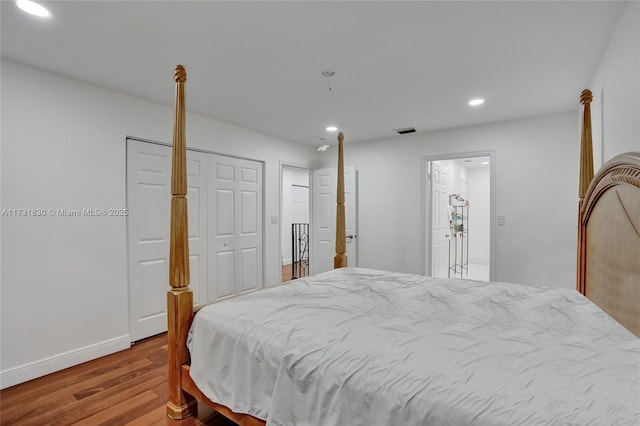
[589,1,640,166]
[321,112,579,289]
[0,59,317,387]
[281,167,309,264]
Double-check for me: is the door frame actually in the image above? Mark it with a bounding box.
[279,162,311,283]
[421,150,496,280]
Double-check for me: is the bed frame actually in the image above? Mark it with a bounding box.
[165,67,639,422]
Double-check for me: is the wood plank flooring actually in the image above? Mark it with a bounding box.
[0,334,236,426]
[282,262,308,283]
[282,263,293,282]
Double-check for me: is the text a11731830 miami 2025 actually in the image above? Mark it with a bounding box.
[1,208,128,217]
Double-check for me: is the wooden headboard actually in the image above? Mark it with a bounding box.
[578,152,640,337]
[576,90,640,337]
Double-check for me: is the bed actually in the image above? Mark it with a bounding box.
[166,67,639,425]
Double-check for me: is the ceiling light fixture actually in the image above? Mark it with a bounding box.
[326,126,338,132]
[482,161,489,165]
[317,144,330,152]
[468,98,485,107]
[322,70,335,92]
[16,0,51,17]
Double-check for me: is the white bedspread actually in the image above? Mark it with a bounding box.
[187,267,640,426]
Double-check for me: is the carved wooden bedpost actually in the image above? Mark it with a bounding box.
[577,89,594,294]
[334,132,348,268]
[166,65,197,419]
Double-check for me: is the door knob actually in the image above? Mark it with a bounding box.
[346,234,356,240]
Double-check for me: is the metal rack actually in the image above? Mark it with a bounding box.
[448,202,469,278]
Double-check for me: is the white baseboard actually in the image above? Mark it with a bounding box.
[0,334,130,389]
[282,257,292,265]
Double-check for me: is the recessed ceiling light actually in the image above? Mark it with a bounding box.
[326,126,338,132]
[16,0,51,17]
[468,98,485,107]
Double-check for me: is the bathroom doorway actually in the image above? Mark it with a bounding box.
[425,152,494,281]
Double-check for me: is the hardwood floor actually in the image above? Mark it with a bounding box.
[282,263,293,282]
[0,334,236,426]
[282,262,308,283]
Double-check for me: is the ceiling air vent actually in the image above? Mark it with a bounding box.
[394,127,416,135]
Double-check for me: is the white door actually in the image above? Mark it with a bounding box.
[127,141,170,341]
[209,155,263,300]
[430,161,450,278]
[186,153,209,306]
[311,166,357,275]
[126,140,207,341]
[291,185,309,224]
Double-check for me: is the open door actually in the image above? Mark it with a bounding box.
[311,166,357,275]
[430,161,450,278]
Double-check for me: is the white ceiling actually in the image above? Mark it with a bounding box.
[1,1,627,145]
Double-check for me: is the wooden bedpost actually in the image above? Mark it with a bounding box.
[577,89,594,295]
[166,65,197,419]
[334,132,348,268]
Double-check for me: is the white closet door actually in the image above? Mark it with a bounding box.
[208,155,263,300]
[186,153,209,306]
[127,140,171,341]
[127,140,207,341]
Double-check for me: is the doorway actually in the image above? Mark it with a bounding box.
[424,152,494,281]
[281,165,310,282]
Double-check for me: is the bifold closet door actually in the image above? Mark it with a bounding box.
[127,140,208,341]
[128,140,264,339]
[208,155,263,300]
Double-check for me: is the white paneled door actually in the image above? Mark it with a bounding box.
[291,185,309,224]
[311,167,357,275]
[185,153,209,307]
[430,161,450,278]
[127,139,263,341]
[209,155,263,300]
[127,141,171,341]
